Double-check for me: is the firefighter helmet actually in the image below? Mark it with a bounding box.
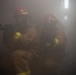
[16,8,28,15]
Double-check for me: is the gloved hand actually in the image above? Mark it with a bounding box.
[54,38,59,47]
[14,32,21,41]
[55,38,59,45]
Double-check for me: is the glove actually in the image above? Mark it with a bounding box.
[53,38,59,48]
[14,32,21,41]
[55,38,59,45]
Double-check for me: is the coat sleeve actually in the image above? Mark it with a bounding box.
[18,26,38,46]
[55,23,67,62]
[56,23,67,46]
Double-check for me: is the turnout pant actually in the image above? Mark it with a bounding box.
[12,49,61,75]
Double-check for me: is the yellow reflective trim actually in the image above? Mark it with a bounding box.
[15,32,21,40]
[18,72,27,75]
[17,70,30,75]
[21,12,28,15]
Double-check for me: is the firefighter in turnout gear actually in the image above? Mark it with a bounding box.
[11,10,39,75]
[1,9,39,75]
[39,13,67,75]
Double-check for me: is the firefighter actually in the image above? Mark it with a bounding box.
[39,13,67,75]
[1,9,40,75]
